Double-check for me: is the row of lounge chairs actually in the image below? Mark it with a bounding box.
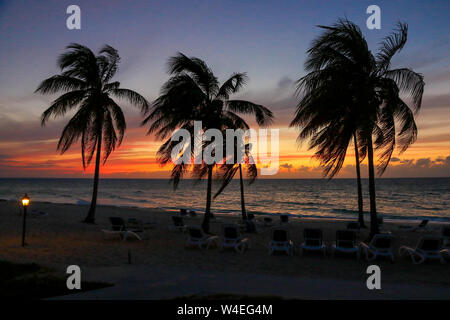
[186,224,250,253]
[101,214,450,264]
[268,227,449,264]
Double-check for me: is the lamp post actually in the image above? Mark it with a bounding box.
[21,193,30,247]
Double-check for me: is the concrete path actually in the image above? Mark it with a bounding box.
[52,264,450,300]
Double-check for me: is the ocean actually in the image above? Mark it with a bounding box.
[0,178,449,222]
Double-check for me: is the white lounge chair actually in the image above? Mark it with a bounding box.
[399,236,446,264]
[331,230,360,259]
[269,227,293,256]
[360,233,394,262]
[186,226,219,250]
[300,228,326,256]
[102,217,144,241]
[220,224,250,253]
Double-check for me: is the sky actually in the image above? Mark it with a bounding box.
[0,0,449,179]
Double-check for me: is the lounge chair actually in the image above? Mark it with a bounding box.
[220,224,250,253]
[269,227,293,255]
[299,228,326,256]
[186,226,219,249]
[127,218,144,230]
[169,216,187,232]
[399,236,446,264]
[443,227,450,248]
[102,217,144,241]
[263,217,273,227]
[280,215,289,224]
[360,233,394,262]
[398,219,429,232]
[244,219,259,234]
[331,230,360,259]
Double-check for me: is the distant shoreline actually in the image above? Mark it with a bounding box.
[3,199,450,224]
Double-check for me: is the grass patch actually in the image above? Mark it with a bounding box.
[0,260,112,299]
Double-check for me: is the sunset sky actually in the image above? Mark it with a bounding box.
[0,0,449,179]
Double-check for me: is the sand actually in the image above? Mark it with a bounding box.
[1,200,449,288]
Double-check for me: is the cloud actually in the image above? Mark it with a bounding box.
[280,163,293,170]
[273,155,450,178]
[277,76,294,89]
[415,158,432,167]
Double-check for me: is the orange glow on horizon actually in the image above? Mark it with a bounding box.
[1,124,448,179]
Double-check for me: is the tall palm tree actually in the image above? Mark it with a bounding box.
[144,53,273,233]
[291,65,368,227]
[214,143,257,221]
[291,19,424,236]
[37,43,149,223]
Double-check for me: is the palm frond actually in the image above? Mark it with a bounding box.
[226,100,274,126]
[35,75,86,94]
[376,22,408,73]
[216,73,248,99]
[384,68,424,112]
[41,90,87,125]
[110,88,150,113]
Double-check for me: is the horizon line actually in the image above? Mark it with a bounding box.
[0,176,448,180]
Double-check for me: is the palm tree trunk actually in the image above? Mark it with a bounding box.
[239,164,248,221]
[367,135,379,237]
[201,165,213,233]
[84,134,102,224]
[353,134,366,228]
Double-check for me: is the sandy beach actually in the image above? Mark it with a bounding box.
[1,200,449,296]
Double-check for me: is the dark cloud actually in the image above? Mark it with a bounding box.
[280,163,293,170]
[281,155,450,178]
[278,76,294,90]
[415,158,431,167]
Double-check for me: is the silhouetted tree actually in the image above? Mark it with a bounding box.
[291,20,424,236]
[37,43,149,223]
[144,53,273,233]
[214,143,257,221]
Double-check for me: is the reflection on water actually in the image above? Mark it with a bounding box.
[0,178,449,221]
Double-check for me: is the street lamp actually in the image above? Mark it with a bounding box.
[21,193,30,247]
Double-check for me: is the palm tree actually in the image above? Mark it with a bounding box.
[143,53,273,233]
[291,65,368,227]
[214,143,257,221]
[36,43,149,223]
[291,19,424,236]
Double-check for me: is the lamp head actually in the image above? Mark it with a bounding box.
[21,194,30,207]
